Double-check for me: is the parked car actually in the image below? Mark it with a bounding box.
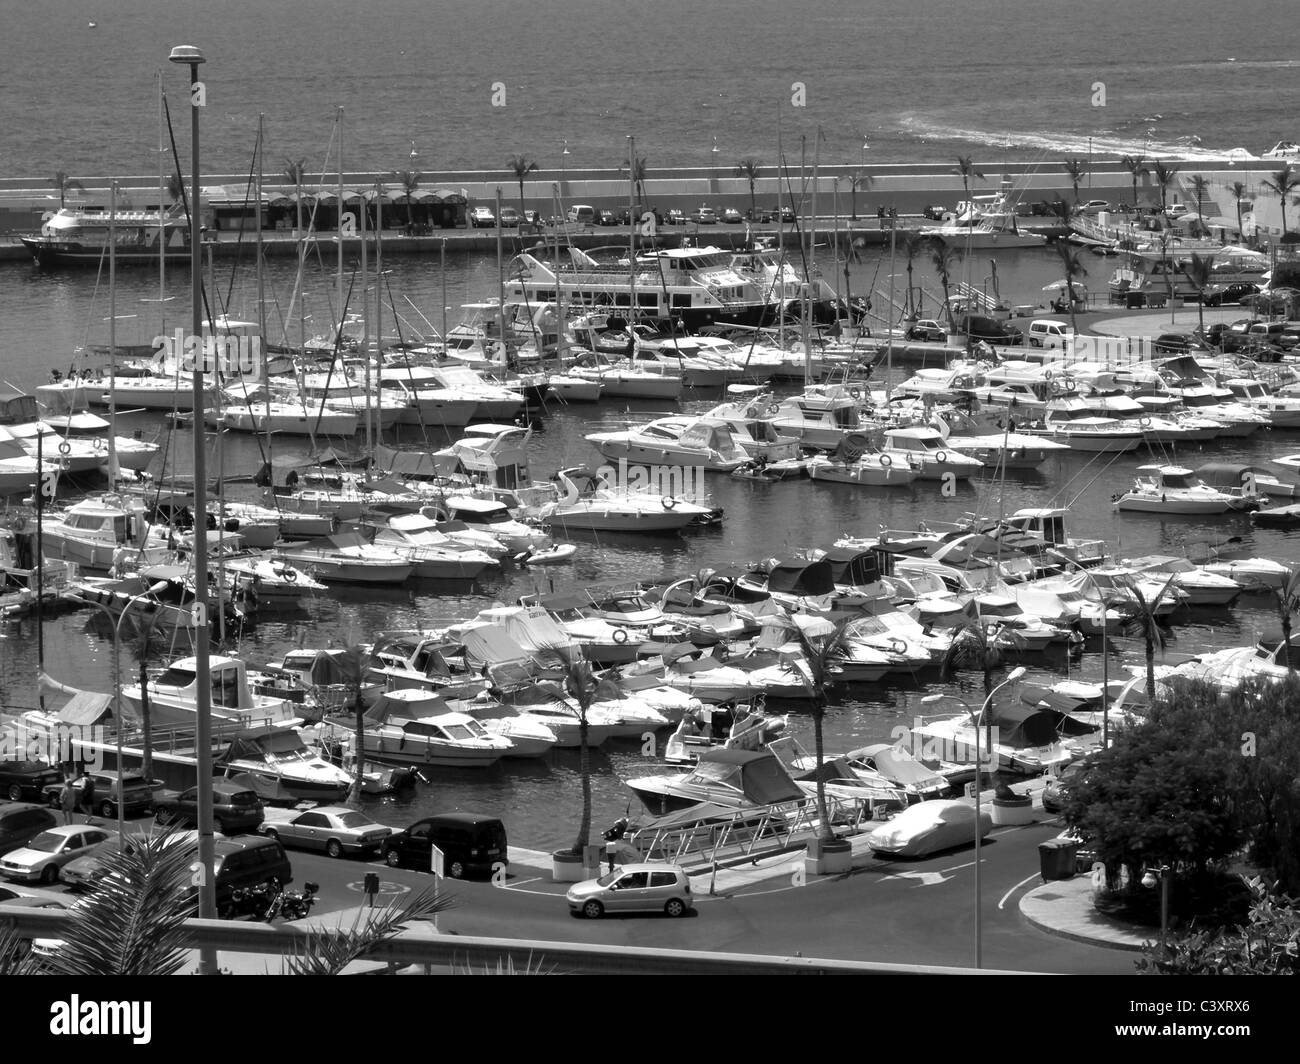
[1042,757,1094,814]
[566,863,693,919]
[497,206,520,227]
[0,804,59,857]
[0,887,70,960]
[1202,281,1261,306]
[689,206,718,224]
[521,209,542,228]
[922,204,949,221]
[906,319,947,343]
[60,828,200,891]
[259,805,391,859]
[384,812,507,879]
[153,779,264,835]
[866,799,992,857]
[955,313,1023,346]
[468,206,495,228]
[720,207,742,224]
[1078,199,1110,214]
[1246,288,1300,315]
[665,208,687,226]
[596,209,617,226]
[1152,332,1196,355]
[0,761,63,803]
[0,824,117,884]
[41,770,155,820]
[209,835,293,915]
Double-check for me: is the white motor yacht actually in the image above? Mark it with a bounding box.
[1114,464,1262,515]
[585,415,749,472]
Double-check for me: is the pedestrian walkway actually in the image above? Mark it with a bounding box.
[1019,876,1151,952]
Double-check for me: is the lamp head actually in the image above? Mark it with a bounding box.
[919,694,944,705]
[1141,870,1157,889]
[1007,666,1027,683]
[169,45,205,66]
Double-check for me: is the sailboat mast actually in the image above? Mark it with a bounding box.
[360,160,370,456]
[337,107,344,348]
[496,187,507,358]
[256,116,271,465]
[108,180,119,484]
[157,72,167,335]
[627,135,637,330]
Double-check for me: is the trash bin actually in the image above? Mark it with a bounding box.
[1038,838,1078,881]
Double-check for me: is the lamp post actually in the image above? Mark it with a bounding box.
[169,42,217,976]
[922,665,1026,969]
[1142,864,1172,959]
[561,140,570,192]
[861,138,869,168]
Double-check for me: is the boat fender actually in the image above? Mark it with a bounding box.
[612,627,630,644]
[58,441,72,456]
[879,453,892,467]
[662,496,678,510]
[768,402,781,415]
[936,450,948,463]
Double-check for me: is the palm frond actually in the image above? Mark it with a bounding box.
[453,951,559,975]
[283,886,451,976]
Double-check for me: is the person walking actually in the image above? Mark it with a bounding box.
[59,777,78,825]
[78,770,96,819]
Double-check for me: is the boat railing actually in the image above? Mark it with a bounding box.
[624,793,869,866]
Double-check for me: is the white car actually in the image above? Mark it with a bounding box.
[866,800,991,857]
[1078,199,1110,214]
[566,863,694,919]
[0,824,117,884]
[469,206,496,228]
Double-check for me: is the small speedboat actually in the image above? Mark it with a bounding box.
[1114,465,1262,515]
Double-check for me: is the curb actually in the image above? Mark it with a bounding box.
[1018,880,1151,953]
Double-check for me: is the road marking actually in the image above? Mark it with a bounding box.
[940,860,975,874]
[880,869,952,886]
[998,872,1042,910]
[344,880,411,896]
[506,876,542,887]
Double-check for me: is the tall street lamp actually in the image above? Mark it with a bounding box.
[561,140,570,190]
[169,42,217,975]
[922,664,1026,969]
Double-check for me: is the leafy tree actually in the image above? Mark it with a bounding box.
[390,168,422,227]
[1138,876,1300,975]
[1151,160,1180,212]
[1121,154,1147,210]
[283,157,307,234]
[848,169,872,221]
[1228,179,1250,243]
[1061,157,1088,202]
[1182,252,1216,335]
[1260,166,1300,237]
[505,153,538,219]
[927,237,962,329]
[734,157,762,216]
[49,170,85,210]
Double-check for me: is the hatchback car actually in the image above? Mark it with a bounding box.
[690,206,718,224]
[720,207,742,224]
[468,206,495,228]
[1202,281,1261,307]
[907,319,947,343]
[60,828,200,891]
[566,863,693,919]
[0,824,116,884]
[153,779,264,834]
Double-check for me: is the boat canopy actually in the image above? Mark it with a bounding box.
[765,558,836,596]
[990,703,1095,747]
[847,744,943,788]
[1194,462,1270,489]
[365,690,453,725]
[821,546,882,587]
[459,624,532,668]
[681,749,804,805]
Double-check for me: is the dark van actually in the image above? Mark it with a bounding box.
[384,813,508,879]
[210,835,293,914]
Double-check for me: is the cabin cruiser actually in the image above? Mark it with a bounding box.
[274,531,415,585]
[567,352,684,401]
[370,513,500,578]
[1022,402,1143,452]
[39,493,167,571]
[1118,555,1243,607]
[585,416,749,472]
[624,747,808,816]
[880,425,985,480]
[540,467,714,533]
[0,427,62,496]
[1222,378,1300,429]
[441,495,552,552]
[704,389,803,463]
[358,690,515,767]
[936,415,1070,470]
[806,446,919,486]
[120,655,301,729]
[770,386,865,451]
[1114,464,1263,515]
[219,724,355,802]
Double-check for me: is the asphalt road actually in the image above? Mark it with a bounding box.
[284,818,1133,974]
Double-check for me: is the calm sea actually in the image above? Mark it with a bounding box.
[1,1,1298,849]
[0,0,1296,179]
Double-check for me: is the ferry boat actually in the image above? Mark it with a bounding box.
[507,245,837,330]
[18,206,189,268]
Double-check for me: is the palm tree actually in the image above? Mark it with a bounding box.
[928,237,962,329]
[1260,167,1300,237]
[940,614,1023,765]
[792,619,854,843]
[1182,252,1216,335]
[1053,237,1088,335]
[49,170,85,210]
[391,168,422,229]
[848,169,872,221]
[1121,154,1147,210]
[1061,157,1088,203]
[622,153,649,205]
[334,641,375,803]
[734,157,762,217]
[283,157,307,235]
[1273,566,1300,669]
[561,652,598,858]
[1151,161,1180,213]
[1189,175,1211,236]
[1120,576,1177,703]
[1229,180,1250,243]
[164,171,185,209]
[899,231,928,318]
[953,156,985,210]
[505,153,538,219]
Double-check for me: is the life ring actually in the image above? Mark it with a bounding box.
[1044,369,1054,380]
[768,402,781,415]
[849,388,862,400]
[889,638,907,654]
[612,627,630,644]
[1139,416,1152,428]
[58,441,72,456]
[662,496,678,510]
[282,568,298,582]
[879,453,892,467]
[92,437,106,452]
[1062,376,1077,393]
[936,450,948,463]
